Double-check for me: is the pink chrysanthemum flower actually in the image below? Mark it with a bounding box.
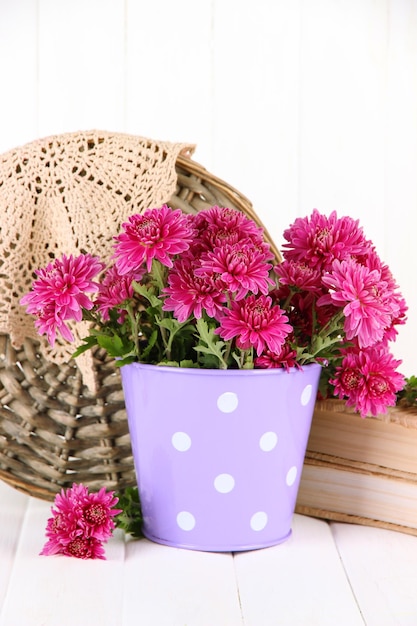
[196,241,274,300]
[163,254,227,322]
[40,483,121,560]
[20,254,105,345]
[95,264,144,322]
[114,205,195,274]
[21,254,104,317]
[254,344,299,371]
[382,291,408,343]
[191,205,265,252]
[363,251,408,341]
[217,294,292,355]
[320,259,399,348]
[282,209,372,272]
[78,486,122,541]
[30,302,77,345]
[331,346,405,417]
[274,260,323,294]
[62,537,106,560]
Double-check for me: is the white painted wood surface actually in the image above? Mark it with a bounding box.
[1,479,417,625]
[0,0,416,375]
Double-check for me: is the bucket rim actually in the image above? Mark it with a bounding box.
[120,361,322,378]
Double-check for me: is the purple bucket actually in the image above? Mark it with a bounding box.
[120,362,321,552]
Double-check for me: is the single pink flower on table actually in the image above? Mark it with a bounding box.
[41,509,81,557]
[114,205,195,274]
[331,345,405,417]
[78,486,122,541]
[282,210,372,272]
[196,241,274,300]
[321,259,398,348]
[217,294,292,355]
[163,254,227,322]
[40,483,121,559]
[63,537,106,560]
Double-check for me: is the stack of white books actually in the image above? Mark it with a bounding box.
[297,399,417,536]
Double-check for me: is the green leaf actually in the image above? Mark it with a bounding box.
[72,335,99,358]
[140,328,159,360]
[194,318,227,368]
[155,315,195,361]
[397,375,417,407]
[179,359,198,368]
[156,360,181,367]
[156,317,181,332]
[114,355,136,367]
[155,317,194,336]
[156,359,199,368]
[132,282,163,308]
[96,333,134,358]
[115,486,143,539]
[195,352,224,369]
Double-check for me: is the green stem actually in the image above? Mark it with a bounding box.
[151,259,166,292]
[158,323,169,358]
[243,347,254,369]
[164,325,175,362]
[126,304,140,358]
[82,308,102,325]
[150,260,170,353]
[222,339,234,369]
[318,309,345,338]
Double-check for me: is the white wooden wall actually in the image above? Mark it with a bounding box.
[1,0,416,376]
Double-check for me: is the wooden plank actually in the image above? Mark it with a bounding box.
[0,496,125,626]
[234,514,364,625]
[37,0,126,137]
[382,0,417,377]
[298,0,388,237]
[125,0,213,167]
[0,482,28,610]
[122,538,243,626]
[0,0,38,152]
[212,0,301,242]
[331,522,417,626]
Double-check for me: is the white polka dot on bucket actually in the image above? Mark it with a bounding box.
[259,431,278,452]
[171,431,192,452]
[286,466,298,486]
[217,391,239,413]
[214,473,235,493]
[300,384,313,406]
[250,511,268,531]
[176,511,196,531]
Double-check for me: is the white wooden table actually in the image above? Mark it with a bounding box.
[1,479,417,626]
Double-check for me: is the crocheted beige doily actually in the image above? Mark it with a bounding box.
[0,130,195,388]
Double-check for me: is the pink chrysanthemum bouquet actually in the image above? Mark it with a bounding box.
[40,484,121,559]
[21,205,407,417]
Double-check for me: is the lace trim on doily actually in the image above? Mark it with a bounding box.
[0,130,195,388]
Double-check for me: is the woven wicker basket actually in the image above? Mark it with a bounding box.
[0,153,279,502]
